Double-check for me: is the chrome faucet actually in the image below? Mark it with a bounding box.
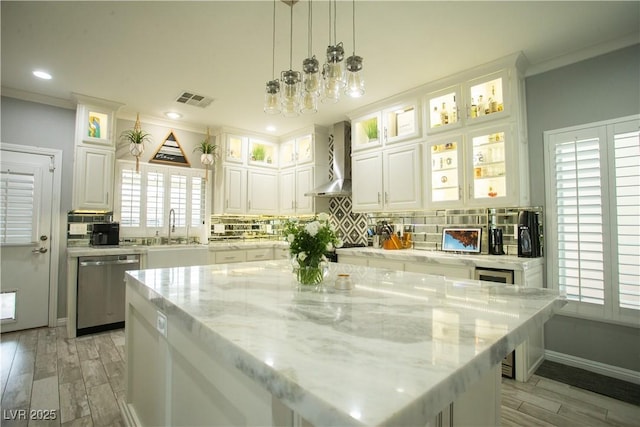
[168,208,176,244]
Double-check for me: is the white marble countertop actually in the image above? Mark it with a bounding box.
[66,241,287,257]
[125,260,565,426]
[336,247,544,271]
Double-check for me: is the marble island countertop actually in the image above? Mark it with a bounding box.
[125,260,565,426]
[336,246,544,271]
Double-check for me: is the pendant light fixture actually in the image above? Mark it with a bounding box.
[322,0,345,104]
[344,0,365,98]
[264,0,281,114]
[280,1,302,117]
[300,0,320,114]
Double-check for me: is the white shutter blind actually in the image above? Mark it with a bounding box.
[170,174,187,227]
[554,134,605,305]
[613,129,640,310]
[191,176,205,227]
[120,168,141,227]
[0,169,36,244]
[147,172,164,228]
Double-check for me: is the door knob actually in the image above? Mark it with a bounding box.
[40,235,48,241]
[32,247,48,254]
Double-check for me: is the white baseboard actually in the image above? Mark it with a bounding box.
[56,317,67,327]
[545,350,640,385]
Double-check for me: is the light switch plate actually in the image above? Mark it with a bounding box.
[156,311,167,337]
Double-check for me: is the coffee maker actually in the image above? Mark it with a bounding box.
[518,211,541,257]
[489,228,505,255]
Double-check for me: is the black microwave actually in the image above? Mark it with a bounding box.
[91,223,119,246]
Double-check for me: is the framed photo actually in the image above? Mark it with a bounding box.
[441,228,482,253]
[81,106,112,146]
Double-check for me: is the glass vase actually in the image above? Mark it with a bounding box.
[295,264,327,288]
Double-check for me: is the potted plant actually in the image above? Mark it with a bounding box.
[251,144,266,162]
[120,114,151,172]
[363,118,378,141]
[194,128,218,181]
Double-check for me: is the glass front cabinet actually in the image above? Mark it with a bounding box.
[223,134,246,164]
[425,69,510,135]
[425,123,528,208]
[351,98,420,151]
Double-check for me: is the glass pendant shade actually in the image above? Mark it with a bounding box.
[300,90,318,114]
[345,55,365,98]
[281,70,301,117]
[302,56,321,93]
[264,80,281,114]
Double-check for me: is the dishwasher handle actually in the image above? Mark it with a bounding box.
[79,259,140,267]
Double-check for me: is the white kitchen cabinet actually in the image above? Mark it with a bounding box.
[405,262,472,279]
[71,94,122,210]
[352,144,422,212]
[279,166,326,215]
[424,122,529,208]
[146,246,209,268]
[212,250,247,264]
[222,166,246,214]
[351,98,420,152]
[223,134,247,164]
[279,134,315,168]
[247,169,278,214]
[425,86,463,134]
[246,248,273,262]
[72,146,114,210]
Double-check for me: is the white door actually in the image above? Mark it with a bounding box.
[295,167,314,213]
[384,145,422,211]
[351,151,383,212]
[1,150,54,332]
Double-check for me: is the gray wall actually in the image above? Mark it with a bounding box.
[1,96,76,318]
[526,44,640,371]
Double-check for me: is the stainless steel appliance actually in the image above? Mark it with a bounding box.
[475,267,516,378]
[518,210,541,257]
[91,222,120,246]
[77,254,140,336]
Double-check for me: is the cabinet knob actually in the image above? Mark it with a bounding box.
[384,192,389,205]
[377,192,381,204]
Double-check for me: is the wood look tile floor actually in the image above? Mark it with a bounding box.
[1,327,639,427]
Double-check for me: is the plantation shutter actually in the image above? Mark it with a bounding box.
[146,171,164,228]
[613,126,640,310]
[170,174,187,227]
[191,176,205,227]
[120,167,141,227]
[0,167,37,244]
[552,128,605,305]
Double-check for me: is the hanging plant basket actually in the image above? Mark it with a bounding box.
[120,113,151,173]
[194,127,218,181]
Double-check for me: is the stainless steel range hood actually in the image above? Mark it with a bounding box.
[305,121,352,197]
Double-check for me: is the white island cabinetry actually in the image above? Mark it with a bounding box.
[123,260,564,427]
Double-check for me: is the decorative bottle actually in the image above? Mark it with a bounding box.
[440,102,449,125]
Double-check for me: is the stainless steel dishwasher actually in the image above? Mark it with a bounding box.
[77,254,140,336]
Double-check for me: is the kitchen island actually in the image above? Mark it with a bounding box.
[122,260,565,426]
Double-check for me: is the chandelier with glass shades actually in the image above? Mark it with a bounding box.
[264,0,365,117]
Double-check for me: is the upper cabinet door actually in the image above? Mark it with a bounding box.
[425,86,463,135]
[464,69,510,126]
[425,135,464,208]
[295,134,314,165]
[224,134,246,164]
[279,139,297,169]
[352,112,382,151]
[382,99,421,145]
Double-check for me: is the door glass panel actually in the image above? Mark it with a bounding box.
[353,116,379,148]
[227,136,244,162]
[386,106,416,139]
[431,141,460,202]
[472,131,506,199]
[249,141,275,165]
[469,77,504,119]
[297,136,313,163]
[428,92,459,130]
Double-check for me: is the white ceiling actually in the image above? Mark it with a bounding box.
[2,1,639,137]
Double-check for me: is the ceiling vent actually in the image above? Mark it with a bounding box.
[175,91,214,108]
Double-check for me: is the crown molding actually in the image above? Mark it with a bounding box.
[1,87,75,110]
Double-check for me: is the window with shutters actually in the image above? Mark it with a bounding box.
[115,161,208,239]
[545,116,639,326]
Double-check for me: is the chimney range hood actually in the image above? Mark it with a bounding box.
[305,121,352,197]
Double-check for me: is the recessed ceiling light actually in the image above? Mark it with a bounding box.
[33,70,52,80]
[165,112,182,119]
[266,125,276,132]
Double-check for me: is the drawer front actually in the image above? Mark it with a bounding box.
[274,248,290,260]
[214,251,247,264]
[246,248,273,262]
